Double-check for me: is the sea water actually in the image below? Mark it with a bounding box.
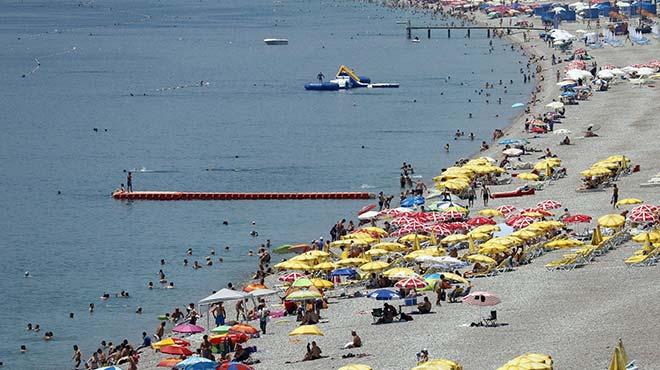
[0,0,531,367]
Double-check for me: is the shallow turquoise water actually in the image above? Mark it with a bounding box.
[0,0,531,368]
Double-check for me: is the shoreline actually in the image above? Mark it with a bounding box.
[137,2,659,370]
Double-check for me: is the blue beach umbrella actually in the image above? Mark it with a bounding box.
[176,356,218,370]
[400,196,425,207]
[561,91,576,97]
[330,268,357,277]
[97,367,125,370]
[498,138,529,146]
[367,289,401,300]
[511,102,525,108]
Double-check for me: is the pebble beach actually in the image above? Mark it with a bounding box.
[116,2,660,370]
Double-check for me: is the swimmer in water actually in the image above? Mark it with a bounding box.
[166,282,175,289]
[225,246,230,251]
[69,312,74,319]
[44,331,53,341]
[89,303,94,313]
[136,306,142,314]
[20,345,27,353]
[160,259,166,265]
[218,257,224,263]
[24,271,30,278]
[248,250,254,256]
[27,323,32,331]
[101,293,110,300]
[210,248,215,255]
[148,281,154,289]
[158,270,166,282]
[193,261,201,269]
[183,259,188,267]
[186,248,193,256]
[34,324,40,332]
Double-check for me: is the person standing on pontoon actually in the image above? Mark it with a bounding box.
[317,72,324,82]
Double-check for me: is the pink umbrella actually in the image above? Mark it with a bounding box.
[394,277,428,289]
[536,200,562,210]
[496,205,517,215]
[278,272,308,283]
[562,214,592,223]
[512,216,535,229]
[467,217,496,226]
[462,291,501,306]
[628,210,657,223]
[630,204,657,214]
[172,323,205,334]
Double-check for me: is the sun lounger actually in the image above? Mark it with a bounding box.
[495,259,513,273]
[625,248,659,267]
[471,264,498,278]
[545,254,584,271]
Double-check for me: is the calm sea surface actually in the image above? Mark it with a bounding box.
[0,0,531,367]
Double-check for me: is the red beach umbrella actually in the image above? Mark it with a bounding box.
[229,324,259,336]
[160,345,193,356]
[521,207,553,216]
[462,291,501,306]
[630,204,657,214]
[219,362,255,370]
[536,200,562,210]
[394,277,428,289]
[496,205,517,215]
[428,224,452,236]
[279,272,308,283]
[512,216,535,229]
[440,211,464,221]
[422,212,446,223]
[562,214,592,223]
[209,332,249,345]
[628,210,657,223]
[467,217,496,226]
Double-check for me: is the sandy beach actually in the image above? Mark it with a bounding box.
[135,3,659,370]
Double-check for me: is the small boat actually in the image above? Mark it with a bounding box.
[264,38,288,45]
[490,187,536,199]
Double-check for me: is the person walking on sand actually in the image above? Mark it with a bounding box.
[611,184,619,209]
[236,299,247,322]
[258,304,269,334]
[72,345,83,370]
[467,186,476,208]
[481,185,491,207]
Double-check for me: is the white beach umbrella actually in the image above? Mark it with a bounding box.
[358,210,379,221]
[557,80,576,87]
[610,68,625,76]
[546,101,565,109]
[566,69,592,81]
[637,67,654,76]
[622,66,638,74]
[503,148,523,157]
[597,70,615,80]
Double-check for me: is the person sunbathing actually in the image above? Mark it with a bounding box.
[303,341,322,361]
[417,297,432,314]
[464,263,488,277]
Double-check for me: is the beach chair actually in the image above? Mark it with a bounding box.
[546,254,580,271]
[624,248,659,267]
[495,258,513,273]
[482,310,498,327]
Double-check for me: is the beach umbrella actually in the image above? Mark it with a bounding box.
[330,268,358,277]
[310,278,334,289]
[289,254,319,263]
[466,254,497,265]
[598,214,625,228]
[303,250,330,258]
[632,231,660,243]
[360,261,390,271]
[472,224,500,234]
[630,204,657,214]
[286,290,322,301]
[562,214,592,223]
[498,138,528,146]
[291,278,314,288]
[399,234,430,243]
[175,357,217,370]
[336,258,369,267]
[467,217,496,226]
[545,239,584,249]
[479,208,503,217]
[229,323,258,335]
[516,172,539,181]
[371,242,407,252]
[211,325,232,334]
[553,128,571,134]
[608,346,626,370]
[581,168,611,177]
[510,229,538,240]
[364,248,389,257]
[243,283,266,293]
[160,345,193,356]
[209,333,249,345]
[479,244,509,255]
[424,272,469,285]
[289,325,324,336]
[412,358,463,370]
[367,289,402,301]
[383,267,418,279]
[97,367,125,370]
[151,338,190,350]
[521,211,545,218]
[441,234,469,244]
[273,260,312,271]
[462,291,501,306]
[503,148,523,157]
[359,226,388,237]
[546,101,564,110]
[496,205,517,215]
[338,364,373,370]
[158,358,182,368]
[358,210,379,221]
[312,261,337,271]
[512,216,535,229]
[279,272,307,283]
[172,323,205,334]
[330,239,369,248]
[250,288,277,298]
[536,200,561,210]
[591,226,604,246]
[395,277,428,289]
[219,363,254,370]
[628,210,656,223]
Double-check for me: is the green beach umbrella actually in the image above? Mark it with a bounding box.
[273,244,293,254]
[291,278,313,288]
[210,325,232,334]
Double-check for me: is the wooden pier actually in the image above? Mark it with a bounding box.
[402,21,548,39]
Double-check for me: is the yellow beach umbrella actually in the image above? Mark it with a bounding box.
[436,180,469,191]
[290,254,319,263]
[441,234,469,244]
[288,324,324,336]
[304,250,330,258]
[479,208,503,217]
[436,272,469,285]
[312,261,337,271]
[274,261,312,271]
[517,172,539,181]
[632,231,660,243]
[359,227,388,236]
[399,234,430,243]
[479,245,509,255]
[472,224,501,233]
[338,364,373,370]
[510,229,539,240]
[364,248,389,257]
[545,239,584,249]
[336,258,368,267]
[412,358,463,370]
[372,242,407,252]
[286,290,322,301]
[330,239,369,247]
[616,198,642,206]
[310,278,334,289]
[466,254,497,265]
[342,234,377,243]
[443,205,469,214]
[383,267,417,279]
[521,211,545,218]
[581,167,611,177]
[591,226,604,246]
[598,214,625,228]
[359,261,390,272]
[467,232,492,240]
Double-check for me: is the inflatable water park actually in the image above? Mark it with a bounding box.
[304,65,399,91]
